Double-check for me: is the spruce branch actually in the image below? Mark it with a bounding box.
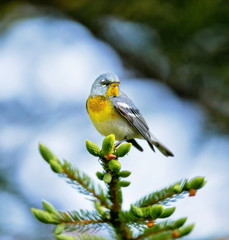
[98,135,131,239]
[33,136,206,240]
[134,180,186,207]
[134,177,205,208]
[120,205,176,228]
[55,233,110,240]
[133,218,187,240]
[39,144,111,209]
[57,209,106,225]
[76,234,110,240]
[146,231,173,240]
[61,160,111,209]
[56,218,107,234]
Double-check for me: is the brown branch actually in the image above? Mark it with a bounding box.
[61,219,108,225]
[133,229,173,240]
[141,192,175,207]
[107,170,131,239]
[62,168,111,209]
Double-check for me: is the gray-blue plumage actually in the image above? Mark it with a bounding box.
[88,72,174,157]
[112,91,174,157]
[90,72,120,97]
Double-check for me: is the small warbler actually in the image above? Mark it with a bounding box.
[86,72,174,157]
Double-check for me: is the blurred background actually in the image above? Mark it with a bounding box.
[0,1,229,239]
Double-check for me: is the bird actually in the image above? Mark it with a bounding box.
[86,72,174,157]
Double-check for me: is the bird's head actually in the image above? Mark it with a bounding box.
[90,72,120,97]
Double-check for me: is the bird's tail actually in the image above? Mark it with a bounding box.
[147,134,174,157]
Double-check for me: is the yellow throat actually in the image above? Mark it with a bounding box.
[106,83,119,97]
[86,83,120,123]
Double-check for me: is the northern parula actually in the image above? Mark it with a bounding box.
[86,72,174,157]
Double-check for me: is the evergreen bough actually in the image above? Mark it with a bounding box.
[32,134,206,240]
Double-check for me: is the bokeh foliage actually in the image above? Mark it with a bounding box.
[1,0,229,131]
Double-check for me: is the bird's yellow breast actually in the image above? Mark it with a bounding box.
[86,96,119,122]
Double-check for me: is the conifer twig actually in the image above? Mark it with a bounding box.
[61,160,111,209]
[134,180,187,207]
[133,219,183,240]
[101,155,131,239]
[33,137,206,240]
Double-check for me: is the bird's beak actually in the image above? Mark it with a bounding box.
[110,82,120,87]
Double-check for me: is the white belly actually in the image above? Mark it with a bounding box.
[92,118,142,140]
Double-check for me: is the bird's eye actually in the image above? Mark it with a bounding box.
[101,79,108,86]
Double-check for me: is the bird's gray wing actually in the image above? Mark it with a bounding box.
[111,92,152,143]
[112,92,174,157]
